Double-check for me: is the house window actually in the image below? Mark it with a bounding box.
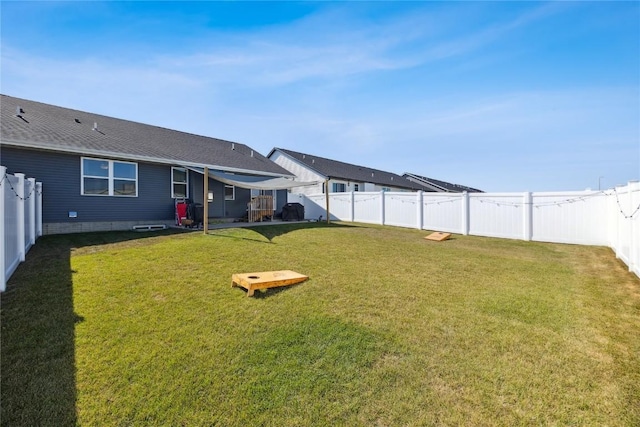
[382,187,391,192]
[354,184,359,192]
[332,183,346,193]
[81,157,137,197]
[225,185,235,200]
[171,167,188,198]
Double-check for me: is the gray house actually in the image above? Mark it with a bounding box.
[403,173,483,193]
[268,148,425,196]
[1,95,301,234]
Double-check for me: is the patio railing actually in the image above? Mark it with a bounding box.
[247,195,274,222]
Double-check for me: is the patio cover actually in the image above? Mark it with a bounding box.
[186,167,318,190]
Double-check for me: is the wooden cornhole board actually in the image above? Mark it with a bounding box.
[425,231,452,242]
[232,270,308,297]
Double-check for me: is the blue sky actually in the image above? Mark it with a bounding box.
[1,1,638,192]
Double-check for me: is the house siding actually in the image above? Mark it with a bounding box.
[270,151,325,195]
[2,147,299,233]
[190,173,226,217]
[225,187,251,218]
[270,150,416,195]
[189,176,265,219]
[1,147,176,224]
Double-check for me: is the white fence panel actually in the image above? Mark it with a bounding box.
[36,182,43,237]
[469,193,525,239]
[3,173,21,289]
[385,192,418,228]
[296,183,640,278]
[1,166,42,292]
[609,182,640,276]
[24,178,35,251]
[287,193,327,221]
[423,193,464,234]
[353,192,381,224]
[328,194,352,221]
[531,191,609,245]
[306,194,327,220]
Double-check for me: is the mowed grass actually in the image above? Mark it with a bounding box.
[1,222,639,426]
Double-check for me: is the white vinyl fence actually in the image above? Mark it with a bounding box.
[1,166,43,291]
[289,181,640,278]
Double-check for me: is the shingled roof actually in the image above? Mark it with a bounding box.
[270,148,424,191]
[404,173,483,193]
[0,94,292,177]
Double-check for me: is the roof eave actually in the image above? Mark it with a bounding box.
[1,139,294,178]
[274,149,328,180]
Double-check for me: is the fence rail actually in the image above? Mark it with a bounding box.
[289,181,640,278]
[1,166,43,291]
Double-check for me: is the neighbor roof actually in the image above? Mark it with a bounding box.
[0,94,292,177]
[404,173,483,193]
[269,148,424,190]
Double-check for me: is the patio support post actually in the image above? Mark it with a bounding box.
[203,167,209,234]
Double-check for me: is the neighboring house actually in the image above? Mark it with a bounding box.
[268,148,425,196]
[1,95,302,234]
[404,173,483,193]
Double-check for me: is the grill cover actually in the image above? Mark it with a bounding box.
[282,203,305,221]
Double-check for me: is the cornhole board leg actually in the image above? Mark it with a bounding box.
[232,270,308,297]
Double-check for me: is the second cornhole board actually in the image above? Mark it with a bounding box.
[425,232,452,242]
[231,270,308,297]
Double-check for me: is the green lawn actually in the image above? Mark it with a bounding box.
[2,222,639,426]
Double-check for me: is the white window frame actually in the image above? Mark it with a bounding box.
[332,182,347,193]
[225,185,235,201]
[81,157,138,197]
[171,167,189,198]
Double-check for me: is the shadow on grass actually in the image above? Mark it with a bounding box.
[232,280,308,299]
[0,224,351,422]
[205,221,355,244]
[247,221,353,242]
[0,228,187,426]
